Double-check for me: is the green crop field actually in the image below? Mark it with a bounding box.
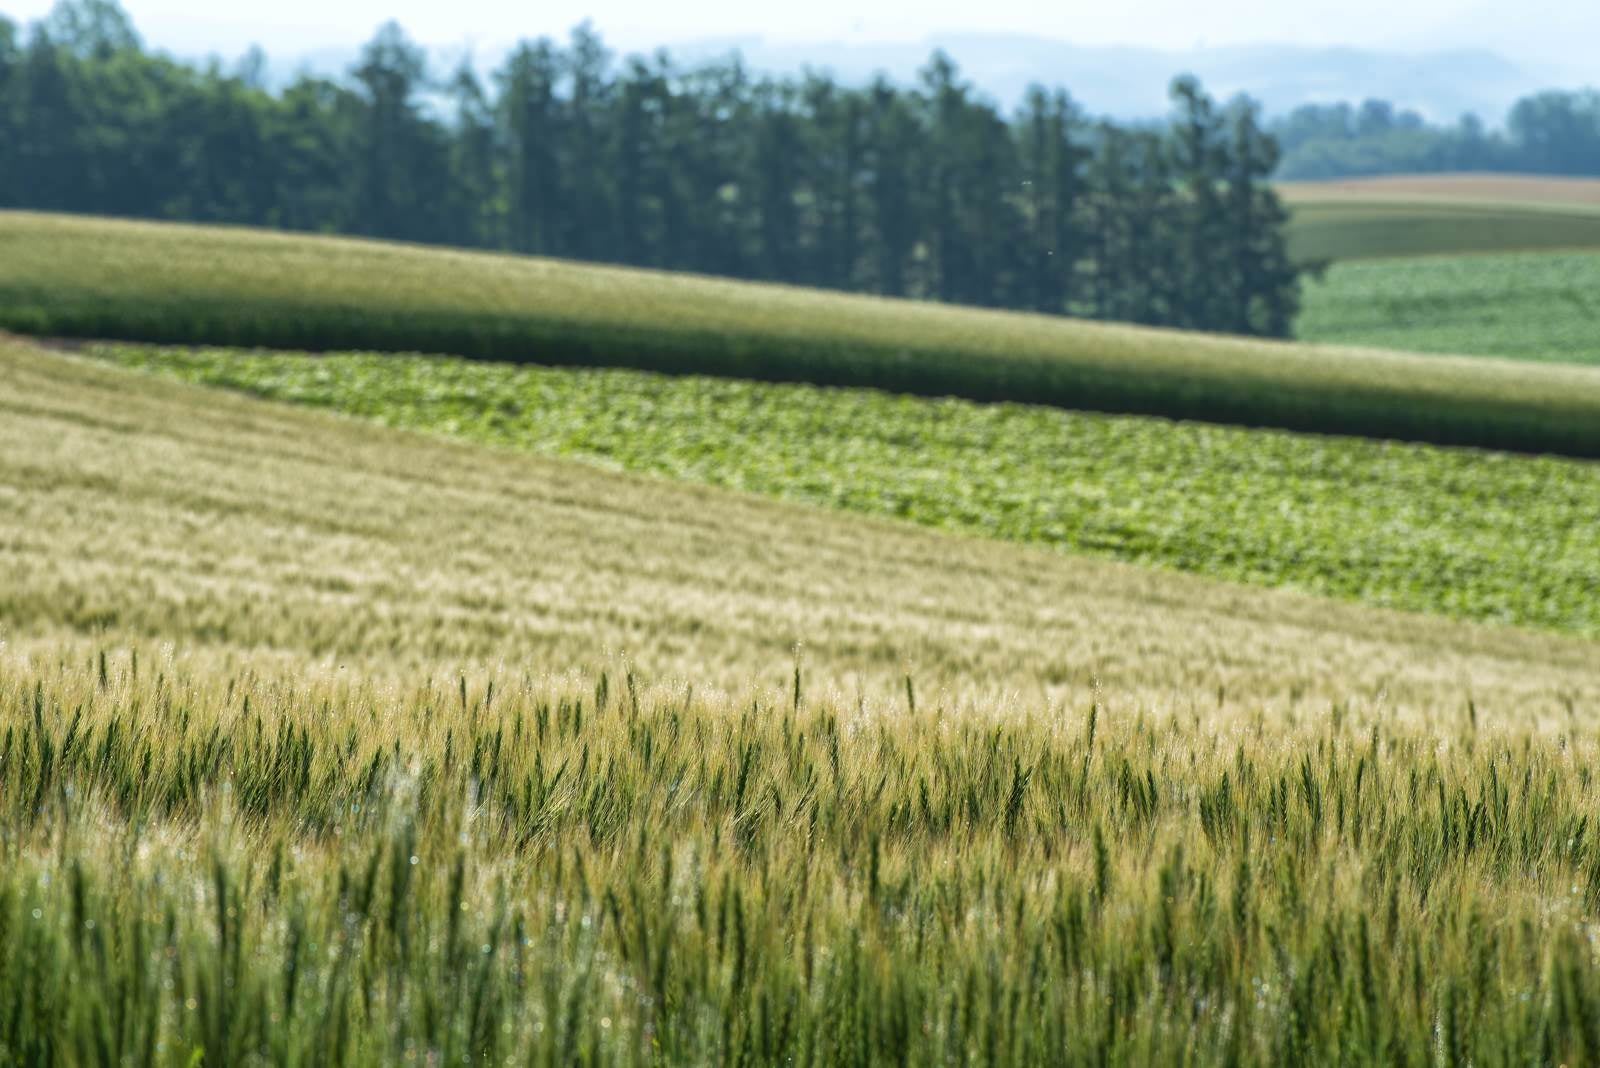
[8,336,1600,1065]
[1281,175,1600,262]
[1299,250,1600,365]
[1284,200,1600,263]
[89,343,1600,638]
[10,212,1600,456]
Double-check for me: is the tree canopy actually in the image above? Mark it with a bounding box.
[1273,92,1600,180]
[0,0,1305,336]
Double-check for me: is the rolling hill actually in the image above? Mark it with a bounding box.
[8,332,1600,1063]
[1282,174,1600,262]
[10,333,1592,706]
[8,212,1600,456]
[86,341,1600,638]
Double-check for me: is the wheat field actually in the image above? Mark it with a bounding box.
[7,336,1600,1063]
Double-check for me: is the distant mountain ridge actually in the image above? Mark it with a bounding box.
[268,34,1543,123]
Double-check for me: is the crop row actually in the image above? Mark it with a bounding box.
[90,343,1600,638]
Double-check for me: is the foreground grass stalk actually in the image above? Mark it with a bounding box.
[5,653,1600,1065]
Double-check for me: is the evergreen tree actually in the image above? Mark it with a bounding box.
[798,75,863,291]
[563,23,614,261]
[497,40,563,255]
[0,18,16,205]
[671,59,751,278]
[1125,130,1177,325]
[1084,124,1133,322]
[351,22,434,240]
[752,80,802,282]
[447,61,501,248]
[1225,97,1300,336]
[270,75,359,233]
[0,1,1313,339]
[918,52,967,304]
[14,26,84,211]
[1168,75,1231,330]
[1016,88,1088,314]
[864,78,921,298]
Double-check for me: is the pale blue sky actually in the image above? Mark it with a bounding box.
[3,0,1594,75]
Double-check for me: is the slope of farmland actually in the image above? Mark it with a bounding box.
[7,335,1600,1064]
[1281,174,1600,262]
[1299,249,1600,365]
[1282,175,1600,207]
[9,212,1600,456]
[90,342,1600,638]
[7,334,1594,707]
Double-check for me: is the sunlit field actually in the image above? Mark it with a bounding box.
[1299,249,1600,365]
[9,213,1600,456]
[6,337,1600,1064]
[90,342,1600,636]
[1281,175,1600,262]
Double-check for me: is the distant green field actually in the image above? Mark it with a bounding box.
[1299,250,1600,365]
[89,343,1600,638]
[1284,200,1600,263]
[9,213,1600,457]
[1280,176,1600,262]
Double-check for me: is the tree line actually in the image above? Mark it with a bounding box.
[1273,93,1600,180]
[0,1,1301,337]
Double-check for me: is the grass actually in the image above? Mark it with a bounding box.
[1298,250,1600,366]
[1281,175,1600,262]
[10,212,1600,457]
[6,337,1600,1064]
[88,342,1600,639]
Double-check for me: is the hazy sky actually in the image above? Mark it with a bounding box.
[4,0,1594,74]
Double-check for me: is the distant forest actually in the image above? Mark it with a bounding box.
[1272,93,1600,180]
[0,1,1302,337]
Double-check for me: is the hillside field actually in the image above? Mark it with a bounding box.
[1299,249,1600,365]
[1281,174,1600,262]
[1283,175,1600,207]
[8,335,1600,1064]
[90,342,1600,637]
[9,212,1600,456]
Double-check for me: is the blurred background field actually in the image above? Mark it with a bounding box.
[1298,249,1600,365]
[1282,175,1600,262]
